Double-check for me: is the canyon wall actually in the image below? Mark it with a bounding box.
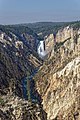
[35,27,80,120]
[0,27,46,120]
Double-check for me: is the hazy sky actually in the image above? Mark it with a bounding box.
[0,0,80,24]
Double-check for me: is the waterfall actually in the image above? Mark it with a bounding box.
[37,40,47,58]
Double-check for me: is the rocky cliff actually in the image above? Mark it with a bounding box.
[35,26,80,120]
[0,26,41,97]
[0,95,47,120]
[0,26,47,120]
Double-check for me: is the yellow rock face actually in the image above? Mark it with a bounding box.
[35,27,80,120]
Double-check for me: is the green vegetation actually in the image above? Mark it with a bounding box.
[0,97,5,106]
[26,22,72,38]
[0,25,35,35]
[0,21,80,39]
[27,78,31,101]
[70,21,80,29]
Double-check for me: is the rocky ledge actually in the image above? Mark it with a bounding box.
[0,95,47,120]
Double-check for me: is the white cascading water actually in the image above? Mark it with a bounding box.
[37,40,47,59]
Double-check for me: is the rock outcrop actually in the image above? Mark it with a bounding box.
[0,95,47,120]
[35,27,80,120]
[44,34,54,51]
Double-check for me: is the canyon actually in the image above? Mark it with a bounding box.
[0,22,80,120]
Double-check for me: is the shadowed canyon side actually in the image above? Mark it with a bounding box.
[0,26,41,96]
[35,26,80,120]
[0,26,47,120]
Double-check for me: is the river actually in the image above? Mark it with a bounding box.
[21,68,39,101]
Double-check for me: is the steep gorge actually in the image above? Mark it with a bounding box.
[0,24,80,120]
[35,26,80,120]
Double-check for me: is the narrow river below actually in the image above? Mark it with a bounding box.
[21,68,39,101]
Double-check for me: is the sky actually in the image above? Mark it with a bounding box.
[0,0,80,24]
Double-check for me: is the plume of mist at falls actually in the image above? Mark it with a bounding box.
[37,40,48,59]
